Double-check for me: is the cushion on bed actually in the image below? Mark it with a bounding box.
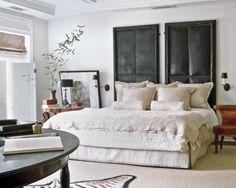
[158,87,195,110]
[178,82,213,109]
[112,101,145,110]
[151,101,185,111]
[115,81,147,101]
[147,81,180,100]
[122,87,156,110]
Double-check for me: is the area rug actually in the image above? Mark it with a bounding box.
[25,175,136,188]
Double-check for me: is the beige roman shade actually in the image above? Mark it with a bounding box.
[0,32,27,54]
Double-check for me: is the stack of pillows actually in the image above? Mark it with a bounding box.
[112,80,213,111]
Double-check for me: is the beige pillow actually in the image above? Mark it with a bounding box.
[151,101,185,111]
[115,81,147,101]
[178,82,213,108]
[122,87,156,110]
[147,81,180,100]
[158,87,194,110]
[112,101,145,110]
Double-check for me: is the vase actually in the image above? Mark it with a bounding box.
[50,90,57,103]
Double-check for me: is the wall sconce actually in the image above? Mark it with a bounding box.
[92,74,110,91]
[221,72,230,91]
[104,84,110,91]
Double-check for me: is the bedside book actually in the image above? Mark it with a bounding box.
[3,134,64,155]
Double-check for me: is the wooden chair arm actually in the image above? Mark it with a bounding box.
[214,105,236,111]
[214,105,236,125]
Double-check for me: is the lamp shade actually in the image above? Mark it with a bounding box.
[60,79,73,87]
[221,72,228,79]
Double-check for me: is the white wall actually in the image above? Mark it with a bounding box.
[48,1,236,107]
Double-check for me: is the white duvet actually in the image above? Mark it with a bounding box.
[44,108,215,152]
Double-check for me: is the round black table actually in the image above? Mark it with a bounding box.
[0,129,79,188]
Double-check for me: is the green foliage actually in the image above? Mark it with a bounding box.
[43,25,84,91]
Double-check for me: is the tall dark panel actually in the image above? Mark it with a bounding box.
[169,27,189,76]
[116,30,136,82]
[188,25,211,76]
[114,24,159,84]
[165,20,216,106]
[135,28,156,82]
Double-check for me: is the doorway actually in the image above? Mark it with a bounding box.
[0,60,36,121]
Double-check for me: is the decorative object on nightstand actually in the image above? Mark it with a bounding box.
[42,26,84,99]
[221,72,230,91]
[213,105,236,154]
[50,90,57,102]
[59,79,74,106]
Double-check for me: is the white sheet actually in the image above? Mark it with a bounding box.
[44,108,217,152]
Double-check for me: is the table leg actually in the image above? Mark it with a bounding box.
[220,136,224,149]
[42,112,50,123]
[215,133,218,154]
[60,162,70,188]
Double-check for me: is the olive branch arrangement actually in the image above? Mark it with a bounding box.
[43,25,84,91]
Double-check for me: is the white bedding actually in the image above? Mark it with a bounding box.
[44,108,218,153]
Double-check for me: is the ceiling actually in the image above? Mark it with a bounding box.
[0,0,229,20]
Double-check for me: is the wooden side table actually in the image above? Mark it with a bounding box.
[213,105,236,154]
[42,105,83,123]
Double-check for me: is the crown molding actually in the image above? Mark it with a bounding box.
[0,0,55,15]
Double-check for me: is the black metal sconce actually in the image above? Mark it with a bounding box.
[104,84,110,91]
[221,72,230,91]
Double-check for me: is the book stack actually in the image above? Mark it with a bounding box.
[42,99,60,109]
[0,119,34,137]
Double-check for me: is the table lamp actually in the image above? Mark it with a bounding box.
[59,79,74,106]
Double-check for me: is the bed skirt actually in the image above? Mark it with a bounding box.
[69,139,210,169]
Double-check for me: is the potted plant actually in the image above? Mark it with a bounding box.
[43,25,84,101]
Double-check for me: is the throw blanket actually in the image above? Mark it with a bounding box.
[44,108,209,151]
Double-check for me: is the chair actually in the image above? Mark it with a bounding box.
[213,105,236,154]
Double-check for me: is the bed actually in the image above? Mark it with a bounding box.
[44,106,218,168]
[44,20,217,168]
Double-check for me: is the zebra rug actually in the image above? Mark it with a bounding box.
[25,175,136,188]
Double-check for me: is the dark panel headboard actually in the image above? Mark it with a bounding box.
[113,24,159,84]
[165,20,216,106]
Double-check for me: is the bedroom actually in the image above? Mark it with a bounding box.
[0,0,236,188]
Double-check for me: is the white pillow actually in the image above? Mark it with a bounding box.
[158,87,194,110]
[178,82,213,108]
[122,87,156,110]
[147,81,180,100]
[151,101,185,111]
[115,81,147,101]
[112,101,145,110]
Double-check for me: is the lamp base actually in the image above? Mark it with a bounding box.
[62,99,69,106]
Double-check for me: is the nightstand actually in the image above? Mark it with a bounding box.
[42,105,83,123]
[213,105,236,154]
